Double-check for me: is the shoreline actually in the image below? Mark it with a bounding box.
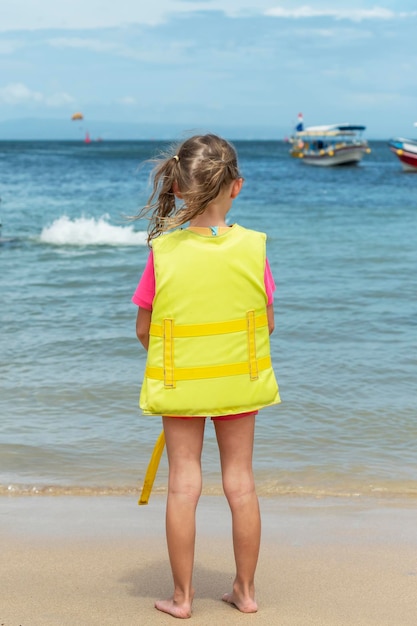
[2,476,417,499]
[1,496,417,625]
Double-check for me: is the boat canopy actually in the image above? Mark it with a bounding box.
[389,137,417,147]
[294,123,366,137]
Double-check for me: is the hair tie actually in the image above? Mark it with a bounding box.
[173,155,179,162]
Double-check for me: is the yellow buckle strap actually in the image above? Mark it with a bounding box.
[163,319,175,388]
[146,356,271,382]
[150,313,268,338]
[247,310,258,380]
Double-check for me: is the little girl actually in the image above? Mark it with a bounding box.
[132,134,280,619]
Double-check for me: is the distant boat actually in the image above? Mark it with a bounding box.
[289,119,370,167]
[85,132,91,144]
[388,124,417,172]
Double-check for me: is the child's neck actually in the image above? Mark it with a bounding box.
[189,206,229,228]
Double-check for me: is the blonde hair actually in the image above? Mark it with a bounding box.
[137,134,241,244]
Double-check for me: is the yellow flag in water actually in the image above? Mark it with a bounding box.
[138,430,165,505]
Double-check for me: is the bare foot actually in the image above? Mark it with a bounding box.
[155,598,192,619]
[222,591,258,613]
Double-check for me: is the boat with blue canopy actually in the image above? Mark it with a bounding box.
[289,121,370,166]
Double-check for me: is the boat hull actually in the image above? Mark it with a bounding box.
[388,139,417,172]
[291,144,369,167]
[299,146,367,167]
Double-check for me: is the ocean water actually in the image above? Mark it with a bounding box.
[1,140,416,499]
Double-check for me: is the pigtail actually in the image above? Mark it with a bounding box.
[137,156,179,245]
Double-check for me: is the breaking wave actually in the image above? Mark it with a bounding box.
[39,215,147,246]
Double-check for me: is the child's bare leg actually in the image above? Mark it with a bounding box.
[155,416,205,619]
[214,414,260,613]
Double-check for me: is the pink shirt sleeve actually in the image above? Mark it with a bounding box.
[131,250,155,310]
[132,250,276,309]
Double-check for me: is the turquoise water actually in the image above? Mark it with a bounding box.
[1,140,416,498]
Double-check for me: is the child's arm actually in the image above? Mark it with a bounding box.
[267,304,275,335]
[264,259,275,335]
[136,307,152,350]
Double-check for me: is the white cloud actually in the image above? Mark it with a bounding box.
[44,92,75,107]
[265,6,416,22]
[0,83,74,107]
[291,27,373,41]
[0,40,23,54]
[48,38,118,53]
[0,83,43,104]
[117,96,137,105]
[47,35,193,64]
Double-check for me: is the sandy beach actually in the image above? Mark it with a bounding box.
[1,495,416,625]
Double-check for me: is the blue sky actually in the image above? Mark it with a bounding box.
[1,0,416,139]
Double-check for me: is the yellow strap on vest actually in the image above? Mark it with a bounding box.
[247,310,259,380]
[163,319,175,388]
[150,313,268,338]
[146,355,271,382]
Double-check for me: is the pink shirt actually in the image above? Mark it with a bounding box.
[132,250,276,310]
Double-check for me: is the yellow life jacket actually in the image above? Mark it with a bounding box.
[140,224,280,416]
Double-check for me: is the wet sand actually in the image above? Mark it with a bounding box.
[1,495,416,625]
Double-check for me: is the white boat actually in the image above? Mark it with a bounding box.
[388,124,417,172]
[289,122,370,167]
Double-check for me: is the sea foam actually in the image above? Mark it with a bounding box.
[39,215,147,246]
